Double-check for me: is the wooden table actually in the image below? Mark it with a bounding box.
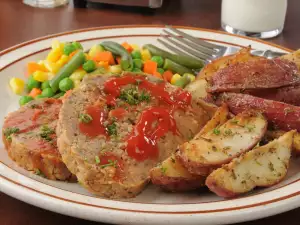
[1,0,300,224]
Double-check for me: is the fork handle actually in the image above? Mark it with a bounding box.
[250,49,287,59]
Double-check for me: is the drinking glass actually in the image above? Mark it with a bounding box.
[221,0,287,39]
[23,0,69,8]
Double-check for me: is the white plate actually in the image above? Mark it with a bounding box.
[0,25,299,225]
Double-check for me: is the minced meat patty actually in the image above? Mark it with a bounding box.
[57,73,210,198]
[2,99,73,180]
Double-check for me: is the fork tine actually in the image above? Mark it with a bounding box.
[166,25,223,50]
[160,35,212,61]
[162,29,214,56]
[157,38,191,57]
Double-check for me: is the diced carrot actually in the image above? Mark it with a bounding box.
[153,71,163,79]
[162,70,173,82]
[143,60,157,75]
[93,51,115,65]
[27,62,47,77]
[121,42,133,53]
[28,88,42,98]
[116,56,121,65]
[69,50,80,59]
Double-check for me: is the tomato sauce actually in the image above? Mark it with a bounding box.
[79,106,107,137]
[99,154,124,181]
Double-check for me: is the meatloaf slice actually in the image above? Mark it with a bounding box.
[2,99,73,180]
[57,73,210,198]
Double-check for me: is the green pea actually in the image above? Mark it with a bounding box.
[41,80,51,90]
[27,75,40,91]
[36,95,45,99]
[151,56,164,67]
[63,43,77,56]
[41,88,55,97]
[132,68,142,73]
[59,78,74,92]
[83,60,96,73]
[19,96,34,106]
[131,50,142,59]
[72,42,83,50]
[157,68,164,75]
[133,59,143,69]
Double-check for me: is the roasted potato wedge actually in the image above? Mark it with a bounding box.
[198,104,229,136]
[185,79,213,103]
[177,110,268,176]
[280,49,300,70]
[150,154,205,192]
[197,47,262,80]
[220,92,300,132]
[265,130,300,155]
[206,130,295,198]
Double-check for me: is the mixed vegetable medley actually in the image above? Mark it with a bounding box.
[9,40,204,106]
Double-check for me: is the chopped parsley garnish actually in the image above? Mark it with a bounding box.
[95,156,100,164]
[119,86,150,105]
[268,162,275,171]
[224,129,233,136]
[213,128,221,135]
[4,127,20,141]
[40,125,55,142]
[30,104,38,109]
[246,125,255,132]
[160,166,167,175]
[79,113,93,123]
[106,122,117,136]
[231,119,239,124]
[35,169,45,177]
[212,145,218,152]
[100,159,118,169]
[171,157,176,163]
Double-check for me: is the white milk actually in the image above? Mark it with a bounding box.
[221,0,287,33]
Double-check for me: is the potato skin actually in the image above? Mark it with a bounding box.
[150,154,205,192]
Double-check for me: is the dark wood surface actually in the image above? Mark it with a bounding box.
[1,0,300,224]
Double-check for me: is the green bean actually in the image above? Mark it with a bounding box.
[101,41,133,71]
[143,44,204,69]
[50,50,85,93]
[163,59,193,75]
[174,76,190,88]
[52,92,66,99]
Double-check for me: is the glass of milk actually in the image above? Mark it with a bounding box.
[221,0,287,39]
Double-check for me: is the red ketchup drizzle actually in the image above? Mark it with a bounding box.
[79,106,107,137]
[126,107,177,161]
[109,108,127,120]
[104,75,191,108]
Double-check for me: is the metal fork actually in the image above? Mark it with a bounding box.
[158,26,287,64]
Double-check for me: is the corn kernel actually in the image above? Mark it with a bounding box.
[46,48,63,63]
[56,55,69,68]
[44,60,60,73]
[9,77,25,95]
[170,74,181,85]
[88,45,104,58]
[51,40,61,50]
[109,65,122,74]
[73,80,81,89]
[70,69,87,81]
[47,73,55,80]
[141,49,151,61]
[33,71,48,82]
[37,60,49,72]
[130,44,140,51]
[183,73,196,82]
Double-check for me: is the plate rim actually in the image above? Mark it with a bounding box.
[0,25,298,225]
